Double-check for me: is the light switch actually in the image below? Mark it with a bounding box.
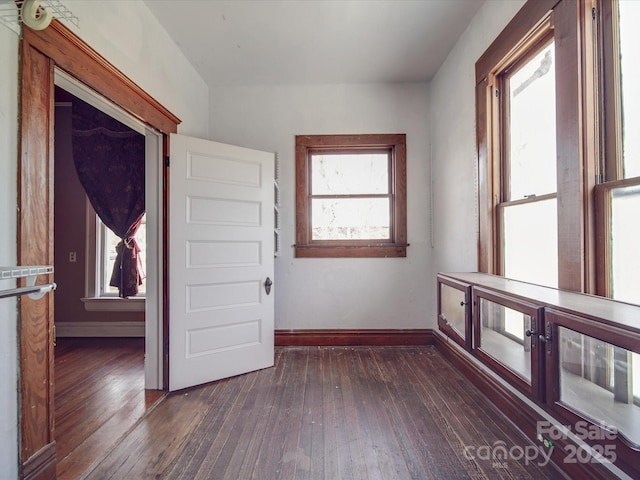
[69,251,77,262]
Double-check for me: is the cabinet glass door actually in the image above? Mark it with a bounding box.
[545,309,640,457]
[437,276,471,350]
[473,288,544,398]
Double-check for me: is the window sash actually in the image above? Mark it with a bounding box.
[495,33,558,286]
[497,194,558,288]
[309,150,391,196]
[310,196,392,242]
[501,37,557,201]
[477,0,591,291]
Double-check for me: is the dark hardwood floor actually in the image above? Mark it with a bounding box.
[69,346,565,480]
[54,337,165,480]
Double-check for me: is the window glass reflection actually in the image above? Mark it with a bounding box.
[479,298,532,382]
[559,326,639,445]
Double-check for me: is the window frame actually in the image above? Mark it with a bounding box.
[495,31,558,283]
[476,0,598,293]
[295,134,407,258]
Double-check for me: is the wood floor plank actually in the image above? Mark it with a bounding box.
[83,346,566,480]
[257,347,309,480]
[357,350,413,480]
[370,349,445,480]
[403,349,519,477]
[337,348,384,480]
[54,337,165,480]
[300,347,326,480]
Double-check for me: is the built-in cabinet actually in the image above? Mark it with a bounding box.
[437,272,640,479]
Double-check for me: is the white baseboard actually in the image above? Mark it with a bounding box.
[55,321,145,337]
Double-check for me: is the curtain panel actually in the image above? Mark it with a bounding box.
[71,99,145,298]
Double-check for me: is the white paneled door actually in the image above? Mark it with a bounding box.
[169,134,274,391]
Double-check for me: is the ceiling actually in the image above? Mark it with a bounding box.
[143,0,484,87]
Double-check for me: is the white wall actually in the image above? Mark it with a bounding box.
[429,0,525,303]
[0,9,20,478]
[62,0,209,137]
[0,1,209,476]
[210,83,432,329]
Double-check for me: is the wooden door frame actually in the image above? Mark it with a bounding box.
[19,21,179,479]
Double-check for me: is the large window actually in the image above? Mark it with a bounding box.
[499,38,558,287]
[295,134,407,258]
[477,3,559,288]
[477,0,604,293]
[479,0,640,298]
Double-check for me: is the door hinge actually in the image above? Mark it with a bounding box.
[495,88,500,98]
[539,323,553,355]
[165,156,170,167]
[592,7,596,21]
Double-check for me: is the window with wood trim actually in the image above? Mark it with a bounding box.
[498,32,558,288]
[295,134,407,258]
[477,1,560,288]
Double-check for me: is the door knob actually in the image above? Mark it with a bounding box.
[265,277,273,295]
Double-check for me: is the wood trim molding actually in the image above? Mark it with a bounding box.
[554,0,587,292]
[19,36,56,469]
[275,329,434,346]
[20,443,56,480]
[22,21,180,134]
[475,0,560,83]
[434,331,616,480]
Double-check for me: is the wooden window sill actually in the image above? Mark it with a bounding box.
[295,244,407,258]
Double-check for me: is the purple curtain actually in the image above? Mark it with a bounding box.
[71,99,145,298]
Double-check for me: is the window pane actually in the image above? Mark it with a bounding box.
[311,153,389,195]
[559,326,640,445]
[503,198,558,288]
[479,298,532,382]
[611,184,640,304]
[619,0,640,178]
[312,198,389,240]
[507,42,557,199]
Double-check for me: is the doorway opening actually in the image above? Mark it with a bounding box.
[52,74,165,477]
[52,69,164,388]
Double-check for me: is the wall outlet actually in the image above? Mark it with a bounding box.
[69,251,77,262]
